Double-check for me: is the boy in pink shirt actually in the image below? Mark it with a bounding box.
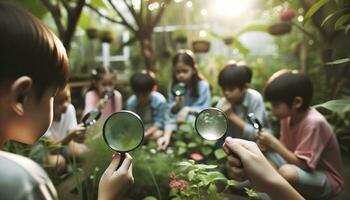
[257,70,343,199]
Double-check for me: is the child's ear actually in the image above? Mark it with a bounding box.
[10,76,33,116]
[293,96,303,110]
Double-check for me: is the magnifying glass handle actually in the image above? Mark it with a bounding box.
[116,153,126,170]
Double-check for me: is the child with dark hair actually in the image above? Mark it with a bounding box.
[83,66,122,118]
[0,3,133,199]
[127,71,166,140]
[157,49,211,150]
[216,62,271,141]
[257,70,343,199]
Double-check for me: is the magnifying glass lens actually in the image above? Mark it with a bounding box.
[82,109,101,127]
[103,111,144,152]
[195,108,227,141]
[172,82,186,96]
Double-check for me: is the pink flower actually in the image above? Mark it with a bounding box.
[190,152,204,161]
[169,179,188,190]
[280,9,296,21]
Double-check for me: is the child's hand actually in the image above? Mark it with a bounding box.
[256,131,278,151]
[177,107,191,123]
[68,124,86,143]
[223,137,278,192]
[145,126,159,138]
[98,153,134,200]
[157,134,171,150]
[221,100,232,114]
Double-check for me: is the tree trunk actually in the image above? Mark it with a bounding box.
[139,35,157,72]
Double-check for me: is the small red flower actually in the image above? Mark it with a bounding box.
[169,179,188,190]
[190,152,204,161]
[280,9,296,21]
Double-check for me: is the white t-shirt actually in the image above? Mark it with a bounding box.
[44,104,77,140]
[0,150,58,200]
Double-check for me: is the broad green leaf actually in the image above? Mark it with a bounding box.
[321,8,350,27]
[208,183,217,198]
[143,196,158,200]
[201,146,213,156]
[207,171,227,182]
[175,141,187,147]
[214,148,226,160]
[179,123,193,133]
[232,38,249,55]
[335,14,350,30]
[227,179,237,186]
[325,58,350,65]
[235,24,268,36]
[177,146,187,155]
[188,170,196,181]
[187,142,198,148]
[304,0,331,23]
[196,164,217,169]
[315,99,350,113]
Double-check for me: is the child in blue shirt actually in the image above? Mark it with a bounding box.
[127,71,167,140]
[157,49,211,150]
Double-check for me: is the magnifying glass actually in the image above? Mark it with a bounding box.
[172,82,186,97]
[247,113,262,132]
[102,110,144,169]
[81,108,101,127]
[104,86,114,99]
[194,108,228,141]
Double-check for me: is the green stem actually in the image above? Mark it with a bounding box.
[147,165,162,200]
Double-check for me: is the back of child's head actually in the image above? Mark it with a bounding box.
[218,61,252,90]
[130,70,156,94]
[0,2,69,97]
[264,70,313,111]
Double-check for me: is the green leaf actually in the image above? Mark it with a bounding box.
[325,58,350,65]
[304,0,331,23]
[227,179,237,186]
[208,183,217,198]
[201,146,213,156]
[321,8,350,27]
[346,24,350,34]
[244,187,258,198]
[315,99,350,113]
[207,171,227,182]
[177,146,187,155]
[175,141,187,147]
[143,196,158,200]
[214,149,226,160]
[188,170,196,181]
[188,142,198,148]
[232,38,249,55]
[179,123,193,133]
[235,24,268,36]
[335,14,350,30]
[91,0,109,9]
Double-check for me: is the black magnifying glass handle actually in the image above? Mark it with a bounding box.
[116,153,126,170]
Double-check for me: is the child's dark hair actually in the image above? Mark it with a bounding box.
[130,71,156,93]
[264,70,313,111]
[88,66,113,91]
[218,62,252,90]
[0,2,69,98]
[172,49,203,97]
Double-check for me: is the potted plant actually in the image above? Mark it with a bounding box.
[192,40,210,53]
[100,30,115,43]
[86,27,98,39]
[173,30,188,44]
[268,9,296,36]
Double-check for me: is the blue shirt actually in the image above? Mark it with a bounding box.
[126,91,167,129]
[165,79,211,131]
[216,89,271,141]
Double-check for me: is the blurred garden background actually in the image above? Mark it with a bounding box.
[3,0,350,199]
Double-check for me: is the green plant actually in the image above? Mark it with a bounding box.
[169,160,238,200]
[315,99,350,152]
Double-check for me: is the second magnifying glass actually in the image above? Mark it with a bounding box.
[81,108,101,127]
[194,108,228,141]
[103,110,144,169]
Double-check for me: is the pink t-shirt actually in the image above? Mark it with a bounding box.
[83,90,122,118]
[280,107,344,194]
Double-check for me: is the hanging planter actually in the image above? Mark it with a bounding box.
[100,30,115,43]
[173,30,187,44]
[86,28,98,39]
[223,36,234,45]
[192,40,210,53]
[268,22,292,36]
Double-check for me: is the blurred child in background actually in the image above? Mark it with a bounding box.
[157,49,211,150]
[83,66,122,118]
[127,71,167,140]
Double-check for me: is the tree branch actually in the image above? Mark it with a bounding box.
[122,0,142,28]
[85,3,124,24]
[41,0,65,39]
[151,0,171,29]
[61,0,71,12]
[63,0,85,51]
[107,0,136,33]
